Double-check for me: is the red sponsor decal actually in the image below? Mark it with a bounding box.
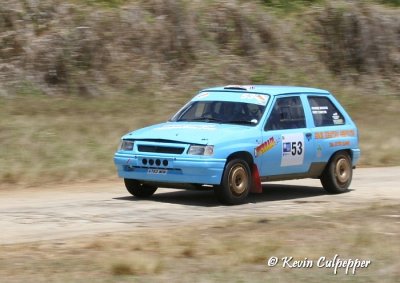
[329,141,350,147]
[255,137,276,157]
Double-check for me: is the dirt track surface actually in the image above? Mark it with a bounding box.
[1,167,399,245]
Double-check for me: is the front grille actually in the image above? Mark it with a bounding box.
[137,145,185,154]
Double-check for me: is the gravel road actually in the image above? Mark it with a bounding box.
[1,167,399,244]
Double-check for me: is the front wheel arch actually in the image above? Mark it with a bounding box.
[215,158,252,205]
[226,151,254,167]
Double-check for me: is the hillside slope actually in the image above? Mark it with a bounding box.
[0,0,399,97]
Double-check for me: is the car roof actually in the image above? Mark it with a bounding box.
[201,85,330,96]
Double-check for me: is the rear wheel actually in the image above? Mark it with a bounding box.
[215,159,251,205]
[124,179,158,198]
[321,152,352,194]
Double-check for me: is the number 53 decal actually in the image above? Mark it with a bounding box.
[281,133,305,166]
[290,141,303,155]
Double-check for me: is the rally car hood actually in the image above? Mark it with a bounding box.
[123,122,254,145]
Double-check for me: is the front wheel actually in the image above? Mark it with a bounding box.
[320,152,352,194]
[124,179,158,198]
[215,159,251,205]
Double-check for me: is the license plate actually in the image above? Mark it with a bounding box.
[147,169,167,175]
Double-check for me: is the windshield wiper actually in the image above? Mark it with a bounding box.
[225,120,257,125]
[178,117,223,123]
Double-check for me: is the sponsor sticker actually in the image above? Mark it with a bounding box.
[281,133,304,167]
[330,141,350,147]
[241,93,268,105]
[312,106,328,115]
[255,137,276,157]
[196,92,209,99]
[283,142,291,154]
[332,112,340,120]
[315,130,355,139]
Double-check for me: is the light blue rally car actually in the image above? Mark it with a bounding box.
[114,85,360,204]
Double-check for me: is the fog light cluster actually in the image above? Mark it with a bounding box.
[142,158,169,167]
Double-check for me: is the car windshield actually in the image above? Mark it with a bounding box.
[170,101,266,126]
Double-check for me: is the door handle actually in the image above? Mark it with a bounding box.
[305,133,312,140]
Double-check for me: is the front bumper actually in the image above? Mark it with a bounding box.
[114,152,226,185]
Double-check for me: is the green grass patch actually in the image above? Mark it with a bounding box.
[76,0,127,8]
[379,0,400,6]
[260,0,325,12]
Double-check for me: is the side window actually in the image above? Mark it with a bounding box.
[265,96,306,131]
[308,96,345,127]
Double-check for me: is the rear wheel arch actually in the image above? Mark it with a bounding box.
[321,150,353,194]
[325,149,353,169]
[342,149,353,162]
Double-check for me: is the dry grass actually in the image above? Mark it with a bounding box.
[0,94,180,188]
[0,89,399,188]
[0,204,398,282]
[110,255,163,276]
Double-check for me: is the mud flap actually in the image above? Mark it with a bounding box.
[250,164,262,193]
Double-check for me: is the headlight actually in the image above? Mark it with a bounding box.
[188,145,214,156]
[119,140,134,151]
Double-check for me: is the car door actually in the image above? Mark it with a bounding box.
[258,95,314,177]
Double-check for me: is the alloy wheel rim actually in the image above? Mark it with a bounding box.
[229,165,248,196]
[335,158,350,184]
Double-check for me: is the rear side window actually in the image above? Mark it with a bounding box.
[308,96,345,127]
[265,96,306,130]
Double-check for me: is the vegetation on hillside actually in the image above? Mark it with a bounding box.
[0,0,399,97]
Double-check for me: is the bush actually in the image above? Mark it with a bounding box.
[315,3,400,80]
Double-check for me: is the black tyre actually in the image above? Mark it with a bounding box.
[321,152,352,194]
[124,179,158,198]
[215,159,251,205]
